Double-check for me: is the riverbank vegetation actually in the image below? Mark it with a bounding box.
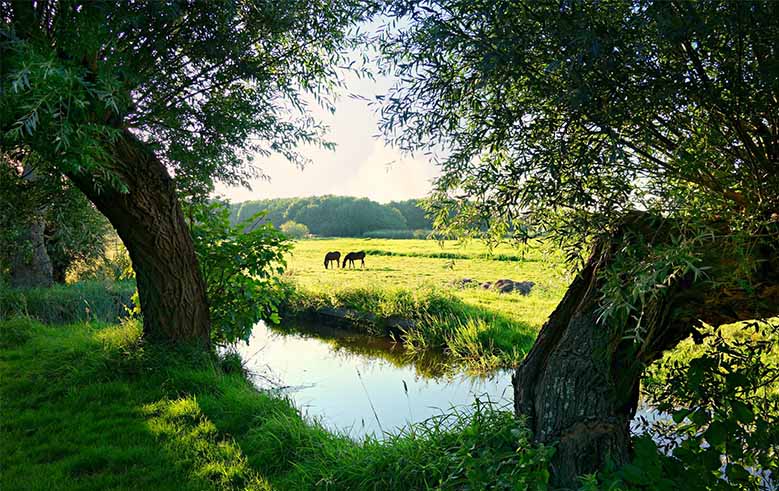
[0,315,553,490]
[279,238,569,371]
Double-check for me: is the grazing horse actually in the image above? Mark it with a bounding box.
[324,251,341,269]
[342,251,366,269]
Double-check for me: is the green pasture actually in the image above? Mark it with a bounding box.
[280,238,570,370]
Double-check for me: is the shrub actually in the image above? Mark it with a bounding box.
[280,220,310,239]
[188,203,292,346]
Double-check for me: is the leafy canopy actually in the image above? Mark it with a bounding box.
[2,0,369,198]
[377,0,779,259]
[0,155,108,282]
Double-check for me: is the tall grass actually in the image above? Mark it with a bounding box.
[0,317,553,490]
[282,283,538,371]
[0,280,135,324]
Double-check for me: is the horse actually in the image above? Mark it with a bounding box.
[323,251,341,269]
[342,251,366,269]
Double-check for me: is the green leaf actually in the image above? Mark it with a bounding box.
[672,408,691,423]
[726,463,750,482]
[703,421,727,449]
[731,400,754,424]
[620,463,648,485]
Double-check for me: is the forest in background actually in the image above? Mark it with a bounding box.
[229,196,433,238]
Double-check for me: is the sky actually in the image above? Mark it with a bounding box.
[213,69,440,204]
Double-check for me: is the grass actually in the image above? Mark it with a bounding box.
[0,316,552,490]
[0,279,135,324]
[280,238,569,370]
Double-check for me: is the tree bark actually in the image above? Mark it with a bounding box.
[10,218,53,288]
[512,213,779,489]
[9,165,53,288]
[66,131,210,346]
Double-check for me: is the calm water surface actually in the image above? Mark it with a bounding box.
[235,321,513,439]
[235,323,775,488]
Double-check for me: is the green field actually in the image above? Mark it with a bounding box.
[280,238,570,370]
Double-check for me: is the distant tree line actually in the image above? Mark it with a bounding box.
[229,196,433,237]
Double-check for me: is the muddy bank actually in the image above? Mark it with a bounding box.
[282,306,416,338]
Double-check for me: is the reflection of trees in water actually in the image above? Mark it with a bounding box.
[269,321,463,380]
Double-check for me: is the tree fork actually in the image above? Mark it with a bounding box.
[67,131,211,346]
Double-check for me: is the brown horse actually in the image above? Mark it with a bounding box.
[342,251,366,269]
[324,251,341,269]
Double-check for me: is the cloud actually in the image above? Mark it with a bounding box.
[213,72,439,204]
[340,142,438,202]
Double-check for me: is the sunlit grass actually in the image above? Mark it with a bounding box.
[281,238,570,370]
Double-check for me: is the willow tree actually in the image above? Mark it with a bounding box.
[1,0,365,344]
[379,0,779,485]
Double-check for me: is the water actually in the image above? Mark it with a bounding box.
[234,321,513,439]
[235,323,776,488]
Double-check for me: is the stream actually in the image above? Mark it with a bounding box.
[236,321,663,439]
[235,321,513,438]
[234,321,775,488]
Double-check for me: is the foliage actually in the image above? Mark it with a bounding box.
[388,199,434,230]
[1,316,554,490]
[188,203,291,345]
[377,1,779,258]
[67,239,133,284]
[0,280,134,324]
[231,195,433,237]
[0,156,109,282]
[279,220,309,239]
[1,1,370,200]
[363,228,431,239]
[640,321,778,489]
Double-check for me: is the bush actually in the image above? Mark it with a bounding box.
[280,220,310,239]
[363,229,433,239]
[66,241,133,283]
[189,203,292,346]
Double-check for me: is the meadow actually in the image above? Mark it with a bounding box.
[280,238,571,370]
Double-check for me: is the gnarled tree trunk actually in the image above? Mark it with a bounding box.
[513,213,779,488]
[67,131,210,345]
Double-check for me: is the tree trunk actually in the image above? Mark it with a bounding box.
[512,213,779,489]
[66,131,210,346]
[10,165,53,289]
[10,218,53,288]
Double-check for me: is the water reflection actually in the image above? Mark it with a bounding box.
[235,321,513,439]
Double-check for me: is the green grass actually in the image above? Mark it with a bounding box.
[0,317,552,490]
[280,238,569,370]
[0,280,135,324]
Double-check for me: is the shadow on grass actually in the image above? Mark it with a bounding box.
[0,318,269,491]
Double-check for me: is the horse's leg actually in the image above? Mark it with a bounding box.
[361,258,365,268]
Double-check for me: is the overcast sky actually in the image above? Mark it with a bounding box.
[213,68,439,204]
